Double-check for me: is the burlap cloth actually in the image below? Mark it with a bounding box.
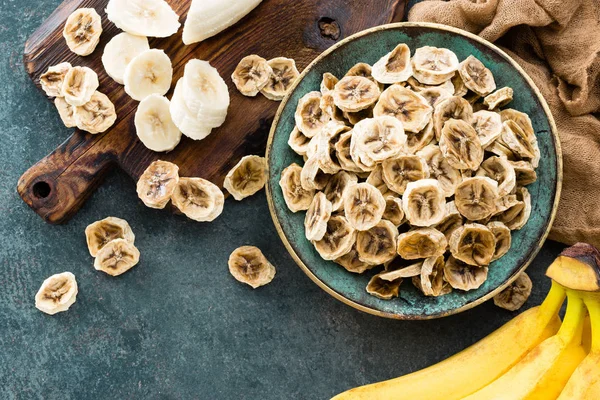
[408,0,600,248]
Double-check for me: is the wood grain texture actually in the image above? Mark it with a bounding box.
[17,0,408,224]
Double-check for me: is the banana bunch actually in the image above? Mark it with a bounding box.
[333,243,600,400]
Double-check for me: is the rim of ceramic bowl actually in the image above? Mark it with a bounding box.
[265,22,562,320]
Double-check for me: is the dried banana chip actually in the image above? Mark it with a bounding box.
[379,263,422,281]
[451,73,468,97]
[500,109,535,139]
[223,155,267,201]
[433,96,473,140]
[295,91,331,138]
[487,140,517,159]
[40,62,72,98]
[407,76,455,94]
[455,177,499,221]
[373,85,432,133]
[74,91,117,134]
[419,87,453,109]
[411,46,459,85]
[301,156,330,191]
[343,183,386,231]
[372,43,413,84]
[434,201,464,240]
[316,122,347,174]
[94,238,141,276]
[335,130,364,173]
[333,76,381,113]
[449,223,496,266]
[366,165,390,195]
[382,155,430,195]
[402,179,447,226]
[323,171,358,212]
[472,110,503,148]
[279,163,315,212]
[62,66,99,106]
[509,160,537,186]
[288,126,311,156]
[356,220,399,265]
[405,120,435,154]
[320,92,346,123]
[420,255,451,297]
[136,160,180,209]
[383,195,405,227]
[366,271,403,300]
[172,177,225,222]
[335,245,375,274]
[261,57,299,101]
[492,194,520,217]
[444,256,488,291]
[55,97,77,128]
[487,221,512,261]
[352,116,407,162]
[305,192,333,241]
[458,55,496,96]
[483,87,513,110]
[475,156,516,197]
[63,8,103,56]
[313,215,357,260]
[228,246,276,289]
[397,227,447,260]
[344,107,374,126]
[35,272,78,315]
[321,72,339,93]
[344,62,383,90]
[501,120,536,159]
[493,272,532,311]
[439,119,484,171]
[417,144,461,197]
[85,216,135,257]
[232,55,273,97]
[495,187,531,230]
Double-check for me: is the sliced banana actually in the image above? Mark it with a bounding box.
[433,96,473,140]
[451,73,468,97]
[335,130,364,173]
[261,57,299,101]
[495,186,531,230]
[373,85,432,133]
[345,63,382,90]
[356,220,399,265]
[279,163,315,212]
[405,120,435,154]
[411,46,459,85]
[472,110,503,148]
[335,245,375,274]
[40,62,72,98]
[344,108,374,126]
[181,59,230,126]
[55,97,76,128]
[295,91,331,138]
[320,91,346,123]
[136,160,180,209]
[313,215,357,260]
[434,201,464,240]
[487,221,512,261]
[288,126,311,156]
[493,272,532,311]
[483,87,513,110]
[407,76,455,94]
[94,238,141,276]
[417,144,461,197]
[85,216,135,257]
[232,55,272,97]
[455,176,499,221]
[301,156,329,191]
[444,256,488,291]
[62,66,99,106]
[372,43,412,84]
[366,165,390,195]
[317,123,348,174]
[171,177,225,222]
[418,87,453,109]
[439,119,484,170]
[333,76,381,113]
[304,192,333,241]
[106,0,180,38]
[349,127,377,172]
[379,263,422,281]
[74,91,117,134]
[63,8,102,56]
[223,155,267,201]
[475,156,516,197]
[383,195,405,227]
[170,79,212,141]
[501,120,536,159]
[449,223,496,266]
[124,49,173,101]
[321,72,339,93]
[509,160,537,186]
[487,140,516,159]
[402,179,447,226]
[323,171,358,212]
[397,228,447,260]
[343,182,386,231]
[102,32,150,85]
[382,155,430,195]
[352,116,407,162]
[228,245,276,289]
[500,109,535,138]
[135,94,181,152]
[35,272,78,315]
[492,194,520,217]
[458,55,496,96]
[419,255,451,297]
[367,271,403,300]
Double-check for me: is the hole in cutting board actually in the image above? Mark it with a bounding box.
[32,181,51,199]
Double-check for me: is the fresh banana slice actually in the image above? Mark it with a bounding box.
[181,60,230,126]
[372,43,413,84]
[411,46,459,85]
[382,155,430,195]
[134,94,181,152]
[402,179,447,226]
[304,192,333,241]
[397,228,447,260]
[493,272,532,311]
[500,120,536,159]
[487,221,512,261]
[343,182,386,231]
[74,91,117,134]
[365,165,389,195]
[433,96,473,140]
[419,255,451,297]
[171,177,225,222]
[483,87,513,110]
[439,119,484,170]
[279,163,315,212]
[55,97,76,128]
[124,49,173,101]
[232,55,272,97]
[301,156,329,191]
[102,32,150,85]
[451,73,468,97]
[334,130,364,173]
[294,91,331,138]
[323,171,358,212]
[356,220,399,265]
[288,126,311,156]
[333,76,381,113]
[94,238,141,276]
[63,8,102,56]
[373,85,432,133]
[434,201,464,240]
[417,144,461,197]
[475,156,516,197]
[352,116,407,162]
[321,72,339,93]
[449,223,496,266]
[40,62,72,97]
[35,272,78,315]
[136,160,180,209]
[335,245,375,274]
[495,187,531,230]
[405,120,435,154]
[85,216,135,257]
[106,0,180,38]
[366,271,403,300]
[472,110,503,148]
[62,66,99,106]
[455,177,499,221]
[228,246,275,289]
[458,55,496,96]
[444,256,488,291]
[313,215,357,260]
[407,77,455,94]
[223,155,267,201]
[260,57,300,101]
[383,195,405,227]
[509,160,537,186]
[419,87,453,109]
[169,79,212,140]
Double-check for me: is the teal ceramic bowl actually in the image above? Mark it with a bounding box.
[266,22,561,320]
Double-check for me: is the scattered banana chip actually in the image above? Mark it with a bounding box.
[223,155,267,201]
[449,223,496,267]
[356,220,399,265]
[35,272,78,315]
[63,8,102,56]
[402,179,446,227]
[135,94,182,152]
[444,256,488,291]
[261,57,300,101]
[232,55,273,97]
[333,76,381,113]
[74,91,117,134]
[279,163,314,212]
[124,49,173,101]
[106,0,181,38]
[55,97,76,128]
[304,192,333,241]
[411,46,459,85]
[228,246,276,289]
[102,32,150,85]
[62,66,99,106]
[171,177,225,222]
[487,221,512,261]
[484,87,513,110]
[493,272,532,311]
[94,238,141,276]
[85,216,136,257]
[372,43,412,84]
[295,91,331,138]
[136,160,180,209]
[343,182,386,231]
[455,177,499,221]
[40,62,72,97]
[313,215,357,260]
[373,85,432,133]
[458,55,496,96]
[397,228,447,260]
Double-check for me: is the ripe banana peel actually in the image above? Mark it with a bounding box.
[332,243,600,400]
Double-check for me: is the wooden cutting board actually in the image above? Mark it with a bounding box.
[17,0,406,224]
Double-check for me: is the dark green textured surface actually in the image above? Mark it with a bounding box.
[0,2,565,399]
